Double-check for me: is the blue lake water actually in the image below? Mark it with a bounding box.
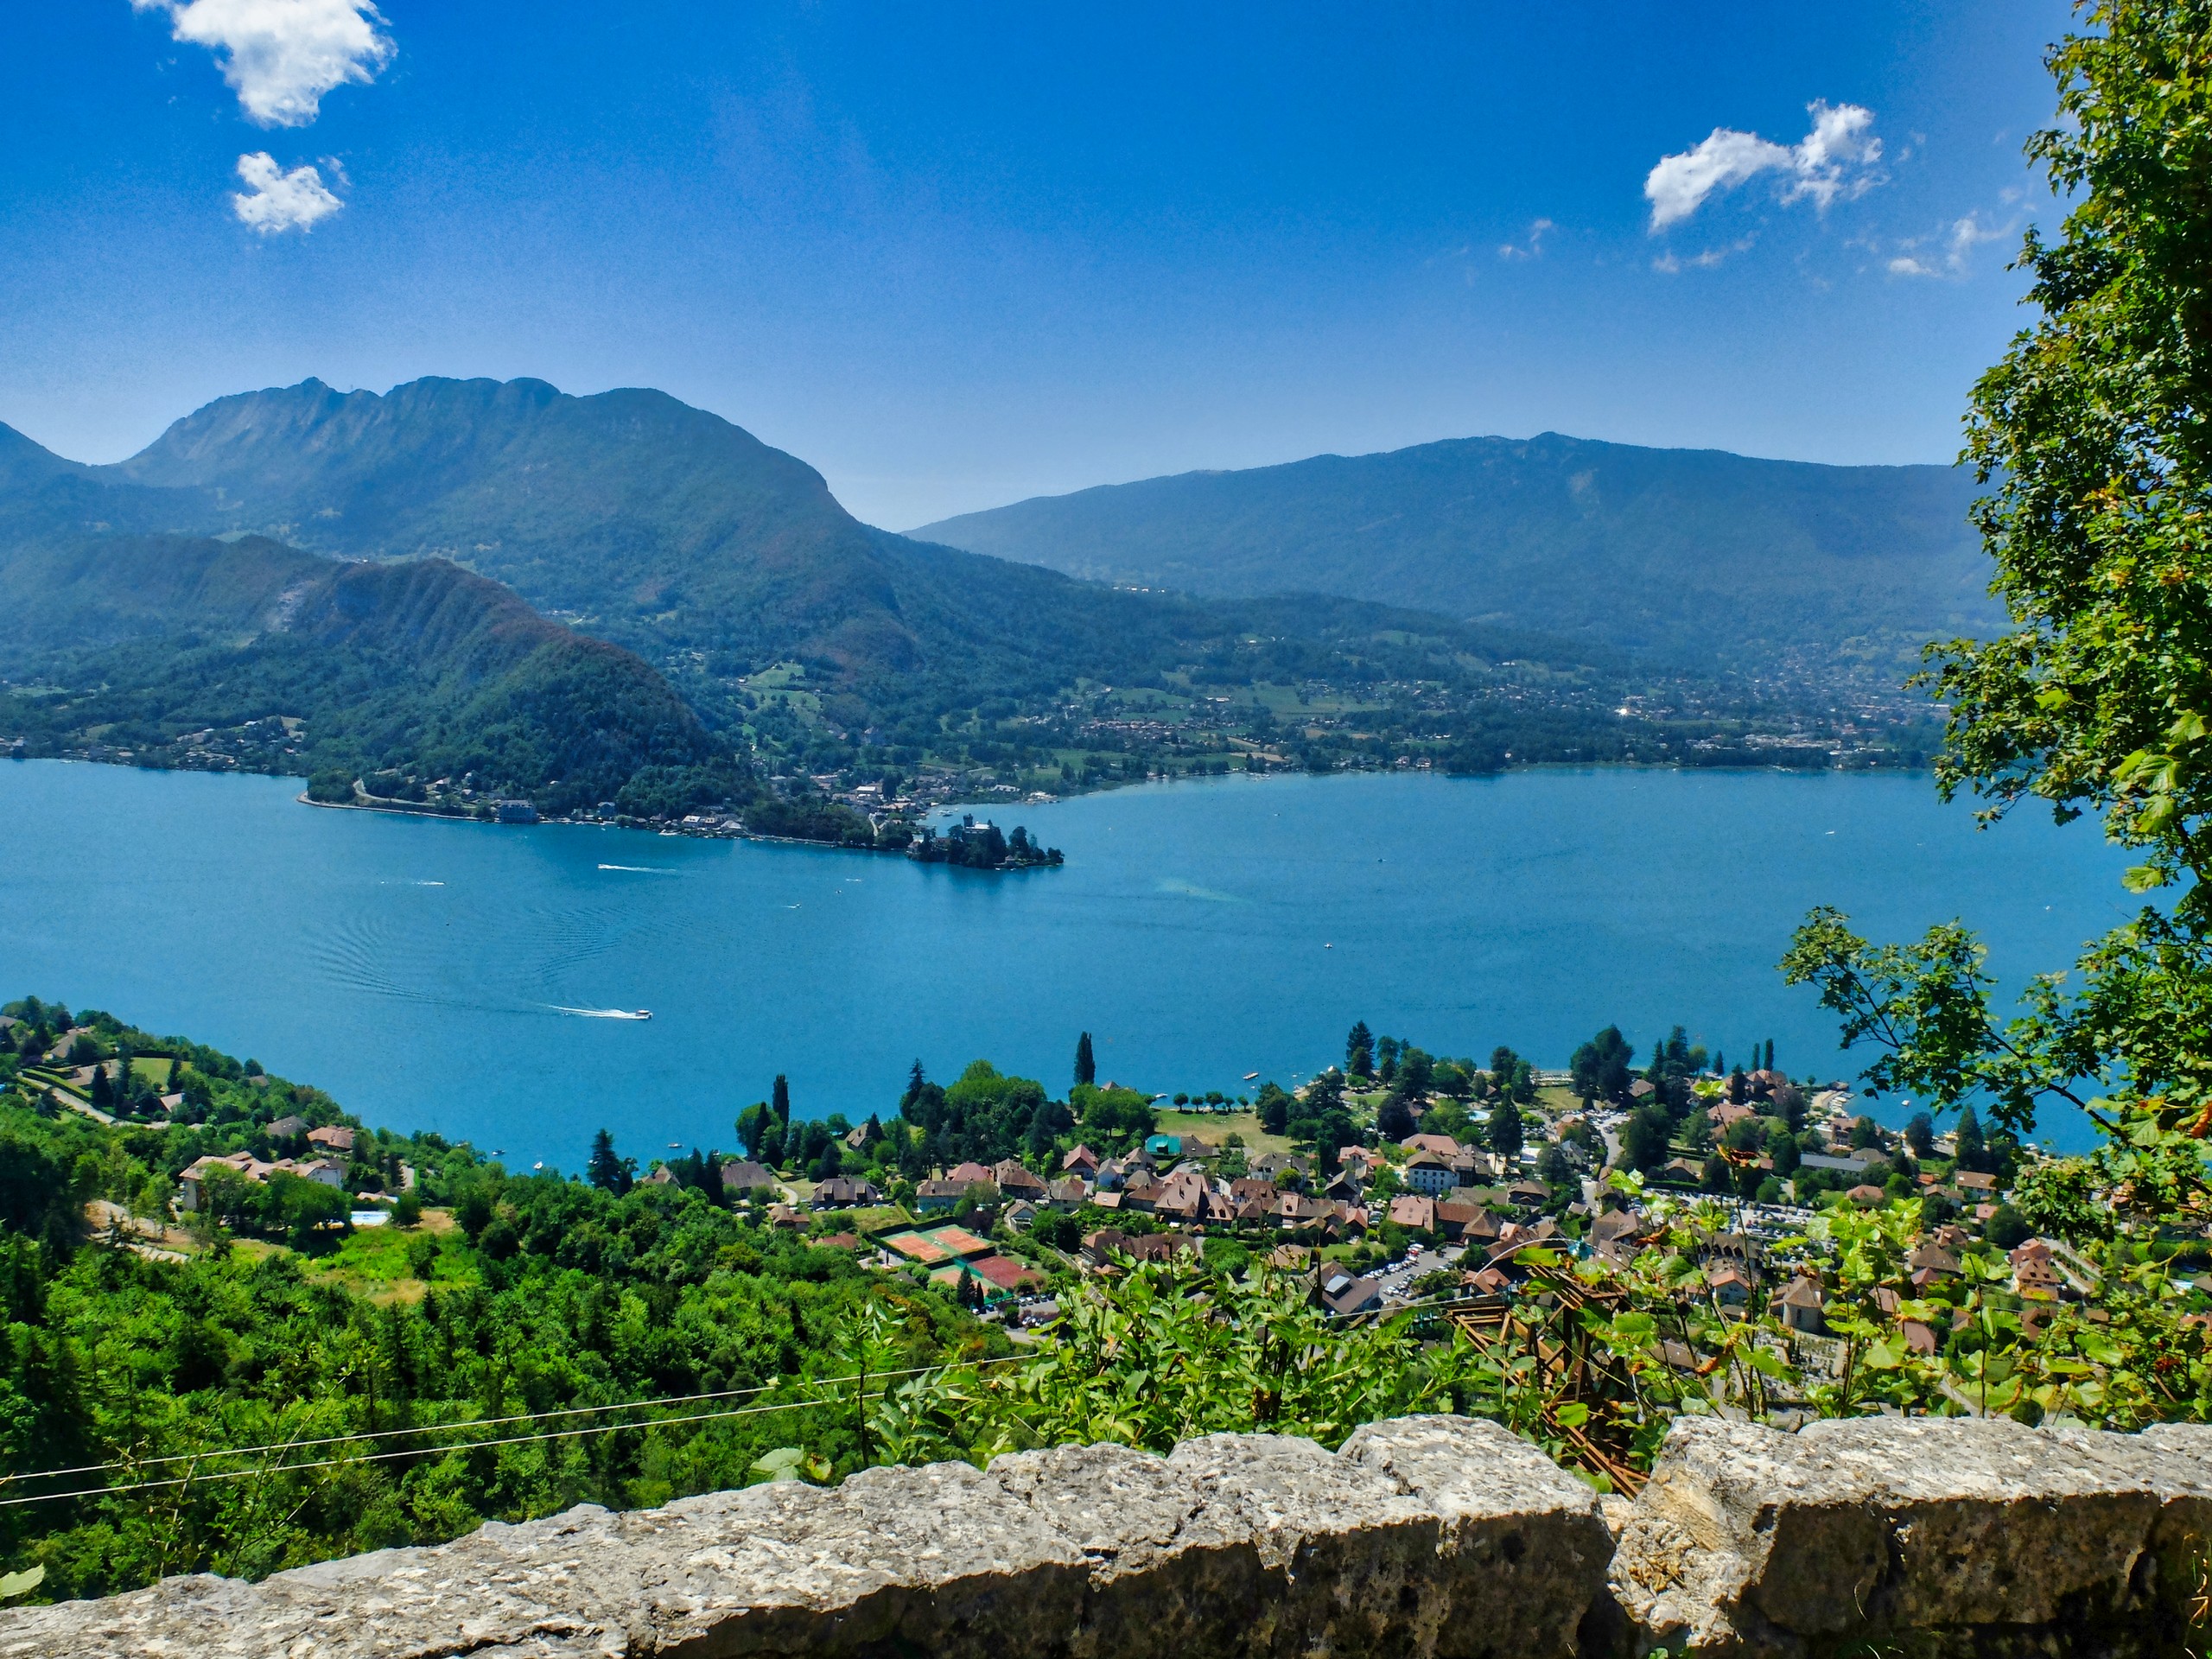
[0,760,2138,1161]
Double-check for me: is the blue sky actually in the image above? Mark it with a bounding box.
[2,1,2073,527]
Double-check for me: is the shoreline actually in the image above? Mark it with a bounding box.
[0,756,2118,1167]
[296,789,1062,868]
[296,789,911,851]
[0,745,1936,824]
[3,745,1935,855]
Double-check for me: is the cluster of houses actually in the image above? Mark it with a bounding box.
[1313,1205,1573,1317]
[899,1132,1554,1245]
[1573,1167,2077,1362]
[176,1121,356,1212]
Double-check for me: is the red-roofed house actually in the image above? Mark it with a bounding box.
[1387,1194,1436,1232]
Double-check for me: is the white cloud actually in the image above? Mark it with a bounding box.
[231,150,343,232]
[1653,235,1755,275]
[132,0,393,127]
[1887,212,2008,278]
[1498,218,1554,260]
[1645,100,1883,231]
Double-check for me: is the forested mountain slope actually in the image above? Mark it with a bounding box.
[0,533,721,810]
[913,433,2000,672]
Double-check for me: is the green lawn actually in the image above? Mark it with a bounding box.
[1150,1108,1293,1157]
[130,1057,175,1087]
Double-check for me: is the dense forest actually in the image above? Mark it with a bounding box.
[0,999,998,1597]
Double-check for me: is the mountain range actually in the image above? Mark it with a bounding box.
[913,432,2001,673]
[0,377,1969,815]
[3,378,1587,728]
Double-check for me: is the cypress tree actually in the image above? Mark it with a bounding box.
[772,1074,791,1127]
[1074,1032,1096,1088]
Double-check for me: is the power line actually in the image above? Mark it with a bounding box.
[0,1389,858,1510]
[0,1354,1027,1506]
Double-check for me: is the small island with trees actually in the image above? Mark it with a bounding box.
[904,817,1063,869]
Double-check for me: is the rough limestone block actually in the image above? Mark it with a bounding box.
[0,1501,634,1659]
[1169,1429,1446,1656]
[0,1417,1615,1659]
[622,1457,1096,1656]
[1339,1414,1617,1659]
[987,1438,1265,1659]
[1609,1415,2212,1658]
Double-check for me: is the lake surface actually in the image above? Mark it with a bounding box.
[0,761,2137,1162]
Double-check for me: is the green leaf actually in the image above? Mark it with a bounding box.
[2122,863,2170,892]
[748,1446,814,1484]
[1744,1346,1789,1379]
[0,1566,43,1599]
[2078,1332,2124,1367]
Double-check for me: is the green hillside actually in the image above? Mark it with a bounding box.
[912,432,2002,673]
[0,534,727,812]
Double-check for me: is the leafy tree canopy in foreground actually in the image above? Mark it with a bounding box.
[1785,0,2212,1225]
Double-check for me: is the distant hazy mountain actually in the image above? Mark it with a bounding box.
[912,433,2002,671]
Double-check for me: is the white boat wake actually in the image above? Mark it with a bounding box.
[549,1006,654,1020]
[598,864,676,874]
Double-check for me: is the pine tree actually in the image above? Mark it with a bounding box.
[1345,1021,1374,1077]
[586,1128,632,1194]
[1074,1032,1096,1088]
[1376,1035,1401,1083]
[902,1060,925,1113]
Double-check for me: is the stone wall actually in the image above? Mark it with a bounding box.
[6,1414,2212,1659]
